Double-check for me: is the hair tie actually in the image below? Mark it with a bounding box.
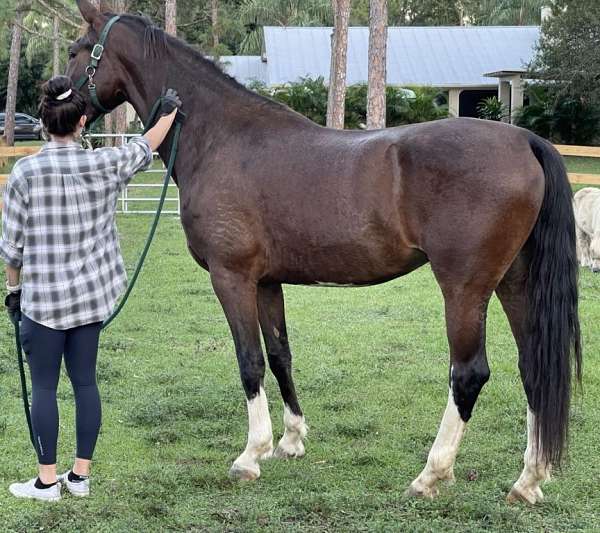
[55,89,72,101]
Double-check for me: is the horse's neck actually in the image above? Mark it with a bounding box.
[124,53,260,137]
[122,46,307,186]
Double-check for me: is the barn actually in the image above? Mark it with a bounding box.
[220,25,540,123]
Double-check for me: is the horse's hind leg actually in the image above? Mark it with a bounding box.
[496,254,549,504]
[210,269,274,480]
[407,284,492,498]
[258,283,307,458]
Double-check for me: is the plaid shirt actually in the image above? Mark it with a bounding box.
[0,137,153,330]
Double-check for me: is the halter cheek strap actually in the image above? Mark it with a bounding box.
[75,15,122,115]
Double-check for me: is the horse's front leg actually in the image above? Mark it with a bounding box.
[210,268,274,480]
[258,283,307,458]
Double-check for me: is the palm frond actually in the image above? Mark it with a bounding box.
[26,32,51,65]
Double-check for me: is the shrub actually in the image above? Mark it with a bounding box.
[514,84,600,145]
[250,77,448,128]
[250,77,328,125]
[477,96,508,122]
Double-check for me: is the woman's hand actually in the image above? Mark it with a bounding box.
[144,89,182,151]
[5,290,21,325]
[159,89,182,117]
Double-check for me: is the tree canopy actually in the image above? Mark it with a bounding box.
[530,0,600,105]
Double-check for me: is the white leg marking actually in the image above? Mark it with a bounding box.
[507,407,550,504]
[407,388,466,498]
[230,387,273,480]
[274,404,308,458]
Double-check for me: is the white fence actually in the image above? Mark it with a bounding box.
[85,133,180,215]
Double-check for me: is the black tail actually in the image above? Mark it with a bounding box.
[524,135,582,466]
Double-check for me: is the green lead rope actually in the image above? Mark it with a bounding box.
[101,125,182,328]
[12,97,183,452]
[13,319,35,449]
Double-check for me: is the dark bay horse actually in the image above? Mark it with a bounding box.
[69,1,581,504]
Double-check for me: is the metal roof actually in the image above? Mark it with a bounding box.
[260,26,540,87]
[217,55,267,86]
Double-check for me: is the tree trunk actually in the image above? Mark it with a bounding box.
[326,0,350,129]
[114,105,128,146]
[52,14,61,76]
[211,0,219,49]
[104,113,113,146]
[3,5,26,146]
[165,0,177,36]
[366,0,387,129]
[113,0,128,144]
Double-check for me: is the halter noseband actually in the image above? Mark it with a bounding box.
[75,15,121,115]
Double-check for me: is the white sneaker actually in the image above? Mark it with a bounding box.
[9,478,62,502]
[58,471,90,497]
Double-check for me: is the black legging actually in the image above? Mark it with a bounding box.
[19,315,102,465]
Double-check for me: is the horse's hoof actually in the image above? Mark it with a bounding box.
[405,482,439,499]
[506,485,543,505]
[273,441,305,459]
[229,463,260,481]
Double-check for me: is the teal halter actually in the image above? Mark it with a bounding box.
[75,15,122,115]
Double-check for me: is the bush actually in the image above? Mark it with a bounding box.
[514,84,600,145]
[477,96,508,122]
[250,77,329,125]
[250,77,448,128]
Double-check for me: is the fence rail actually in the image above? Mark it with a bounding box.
[555,145,600,158]
[2,142,600,202]
[1,134,179,213]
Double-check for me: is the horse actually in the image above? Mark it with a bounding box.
[68,0,581,504]
[573,187,600,272]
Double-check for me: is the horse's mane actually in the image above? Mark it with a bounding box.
[70,12,289,114]
[119,14,272,104]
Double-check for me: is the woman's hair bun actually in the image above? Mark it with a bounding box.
[42,75,74,101]
[38,75,86,136]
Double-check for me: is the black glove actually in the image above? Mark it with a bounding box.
[159,88,182,117]
[5,290,21,325]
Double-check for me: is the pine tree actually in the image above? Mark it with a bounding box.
[326,0,350,129]
[3,1,30,146]
[366,0,387,129]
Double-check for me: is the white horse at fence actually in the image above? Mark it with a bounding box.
[574,187,600,272]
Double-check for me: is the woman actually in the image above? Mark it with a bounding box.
[1,75,181,501]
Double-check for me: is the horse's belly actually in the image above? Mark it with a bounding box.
[267,243,428,286]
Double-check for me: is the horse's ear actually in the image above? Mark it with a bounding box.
[76,0,101,25]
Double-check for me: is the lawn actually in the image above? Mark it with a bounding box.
[1,213,600,532]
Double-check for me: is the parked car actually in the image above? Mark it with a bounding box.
[0,113,43,141]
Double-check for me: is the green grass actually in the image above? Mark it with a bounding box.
[1,215,600,532]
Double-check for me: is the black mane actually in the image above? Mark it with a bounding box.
[119,14,261,99]
[71,12,291,115]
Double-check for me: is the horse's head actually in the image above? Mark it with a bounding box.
[66,0,132,122]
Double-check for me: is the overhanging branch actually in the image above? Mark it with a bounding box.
[35,0,81,29]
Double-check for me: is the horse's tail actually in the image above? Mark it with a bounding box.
[524,134,582,466]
